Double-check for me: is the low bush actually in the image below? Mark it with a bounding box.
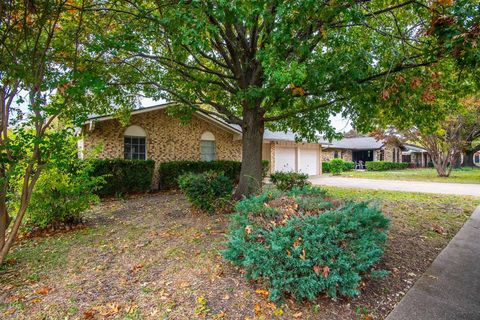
[223,186,390,302]
[90,159,155,196]
[270,171,310,191]
[159,160,269,189]
[178,171,233,214]
[25,161,104,229]
[323,160,354,173]
[330,158,345,175]
[365,161,409,171]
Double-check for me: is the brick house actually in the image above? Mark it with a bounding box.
[80,103,329,187]
[322,136,404,163]
[322,136,431,168]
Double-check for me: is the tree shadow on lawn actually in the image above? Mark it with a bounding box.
[0,191,474,319]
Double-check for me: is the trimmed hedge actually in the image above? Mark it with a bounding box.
[90,159,155,196]
[270,171,310,191]
[365,161,410,171]
[322,160,355,173]
[159,160,269,189]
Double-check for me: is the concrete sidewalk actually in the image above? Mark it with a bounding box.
[310,176,480,197]
[386,206,480,320]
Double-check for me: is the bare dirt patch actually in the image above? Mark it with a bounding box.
[0,190,477,319]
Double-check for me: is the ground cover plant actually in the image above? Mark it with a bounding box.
[223,186,390,302]
[0,189,478,319]
[344,167,480,184]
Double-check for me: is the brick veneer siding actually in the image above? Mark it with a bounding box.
[322,149,352,162]
[82,109,242,188]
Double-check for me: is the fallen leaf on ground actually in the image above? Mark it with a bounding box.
[255,288,269,297]
[36,286,51,295]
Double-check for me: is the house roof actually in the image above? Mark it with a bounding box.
[403,144,427,153]
[86,103,330,145]
[327,136,385,150]
[263,130,330,145]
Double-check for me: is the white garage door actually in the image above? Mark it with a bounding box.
[298,148,318,176]
[275,147,296,172]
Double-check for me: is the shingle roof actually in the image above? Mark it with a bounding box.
[327,136,385,150]
[263,130,330,144]
[403,144,427,153]
[86,103,330,145]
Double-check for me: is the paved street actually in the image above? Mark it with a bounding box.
[310,176,480,197]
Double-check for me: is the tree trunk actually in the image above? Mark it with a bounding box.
[234,110,264,199]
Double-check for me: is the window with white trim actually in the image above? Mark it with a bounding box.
[200,131,216,161]
[124,125,147,160]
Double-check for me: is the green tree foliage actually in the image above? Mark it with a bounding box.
[97,0,478,197]
[223,186,390,302]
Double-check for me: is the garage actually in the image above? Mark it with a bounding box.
[273,146,319,175]
[274,147,296,172]
[298,148,318,175]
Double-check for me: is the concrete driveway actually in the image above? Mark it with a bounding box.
[310,176,480,197]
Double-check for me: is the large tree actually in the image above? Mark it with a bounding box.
[99,0,478,196]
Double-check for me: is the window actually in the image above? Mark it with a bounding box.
[124,125,146,160]
[200,131,216,161]
[380,150,384,161]
[334,151,339,158]
[393,148,396,162]
[397,148,400,162]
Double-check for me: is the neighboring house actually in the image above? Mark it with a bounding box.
[322,136,404,164]
[80,103,329,187]
[402,144,431,167]
[322,136,432,168]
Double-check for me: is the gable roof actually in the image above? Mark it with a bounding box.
[327,136,385,150]
[86,103,330,145]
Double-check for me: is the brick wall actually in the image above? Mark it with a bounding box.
[82,109,242,187]
[322,149,352,162]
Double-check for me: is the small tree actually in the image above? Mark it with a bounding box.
[0,1,126,264]
[404,102,480,177]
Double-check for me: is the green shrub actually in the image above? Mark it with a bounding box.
[365,161,409,171]
[322,161,331,173]
[223,187,390,302]
[270,171,310,191]
[25,161,104,229]
[178,171,233,214]
[323,160,354,173]
[330,158,345,175]
[159,160,269,189]
[90,159,155,196]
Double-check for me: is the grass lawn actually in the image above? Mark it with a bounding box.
[1,189,479,319]
[342,167,480,184]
